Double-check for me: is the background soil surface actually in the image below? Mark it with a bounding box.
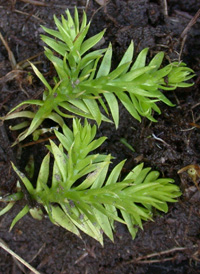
[0,0,200,273]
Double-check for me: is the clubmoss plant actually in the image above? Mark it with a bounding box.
[0,7,195,245]
[0,119,181,245]
[1,8,194,144]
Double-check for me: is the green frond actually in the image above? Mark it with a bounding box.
[2,8,194,142]
[8,118,181,244]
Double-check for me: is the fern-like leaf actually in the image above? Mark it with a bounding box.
[1,8,194,143]
[6,119,181,245]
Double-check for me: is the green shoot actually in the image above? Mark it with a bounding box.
[1,8,194,144]
[0,119,181,245]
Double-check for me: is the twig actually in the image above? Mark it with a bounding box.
[152,133,171,147]
[0,238,41,274]
[0,31,43,96]
[162,0,168,16]
[180,127,195,132]
[178,9,200,60]
[14,9,45,23]
[49,5,85,9]
[0,32,16,69]
[28,243,46,263]
[179,35,187,62]
[74,252,88,265]
[180,9,200,39]
[21,135,57,147]
[18,0,85,9]
[0,238,27,273]
[124,245,197,265]
[19,0,48,6]
[0,70,24,85]
[189,122,200,129]
[90,0,111,22]
[174,10,200,21]
[135,246,191,261]
[1,238,27,273]
[191,102,200,110]
[86,0,90,9]
[133,257,174,264]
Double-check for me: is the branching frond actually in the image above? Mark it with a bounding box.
[0,119,181,245]
[1,8,194,144]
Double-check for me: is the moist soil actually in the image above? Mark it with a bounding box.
[0,1,200,273]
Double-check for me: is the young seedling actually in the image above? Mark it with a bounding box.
[1,8,194,145]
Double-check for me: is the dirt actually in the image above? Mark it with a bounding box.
[0,0,200,273]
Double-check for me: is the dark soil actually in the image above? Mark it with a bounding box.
[0,0,200,273]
